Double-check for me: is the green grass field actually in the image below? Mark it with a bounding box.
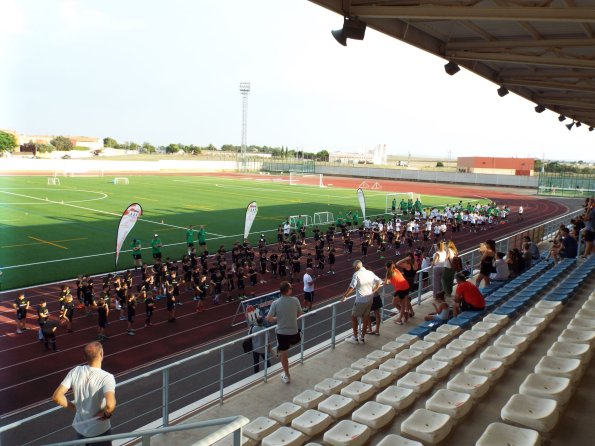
[0,174,486,290]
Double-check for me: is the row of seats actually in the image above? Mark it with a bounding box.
[477,258,595,445]
[216,257,593,446]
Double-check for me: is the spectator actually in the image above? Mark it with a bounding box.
[341,259,383,344]
[453,273,485,316]
[431,242,447,297]
[424,291,450,322]
[583,198,595,257]
[522,236,540,261]
[490,252,509,282]
[506,249,523,278]
[476,240,496,287]
[250,317,271,374]
[559,227,578,260]
[521,243,533,270]
[52,342,116,445]
[386,260,410,325]
[442,241,458,299]
[266,281,302,384]
[396,253,419,319]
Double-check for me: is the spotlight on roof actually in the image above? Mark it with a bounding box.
[331,17,366,46]
[558,115,566,122]
[566,121,575,131]
[589,126,594,132]
[534,105,546,113]
[497,86,509,97]
[576,121,582,128]
[444,61,460,76]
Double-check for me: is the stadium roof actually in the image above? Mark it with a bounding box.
[309,0,595,130]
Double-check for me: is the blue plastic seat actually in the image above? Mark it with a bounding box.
[493,305,519,317]
[458,310,485,323]
[408,325,433,338]
[447,316,472,329]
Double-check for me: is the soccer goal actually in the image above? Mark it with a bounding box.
[384,192,422,213]
[47,177,61,186]
[289,172,325,187]
[113,177,129,185]
[313,211,334,226]
[289,214,313,229]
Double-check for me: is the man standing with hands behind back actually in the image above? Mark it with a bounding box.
[342,259,383,345]
[53,342,116,445]
[302,268,315,313]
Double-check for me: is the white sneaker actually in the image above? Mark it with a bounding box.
[281,373,291,384]
[358,336,365,344]
[345,335,360,344]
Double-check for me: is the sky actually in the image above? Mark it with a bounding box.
[1,0,593,162]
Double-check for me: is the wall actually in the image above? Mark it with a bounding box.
[315,165,539,188]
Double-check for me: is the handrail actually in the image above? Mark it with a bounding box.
[44,415,249,446]
[0,207,584,445]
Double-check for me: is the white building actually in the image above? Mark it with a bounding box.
[329,144,388,165]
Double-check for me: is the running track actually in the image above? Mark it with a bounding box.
[0,175,569,417]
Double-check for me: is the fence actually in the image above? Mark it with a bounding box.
[537,172,595,198]
[0,208,584,446]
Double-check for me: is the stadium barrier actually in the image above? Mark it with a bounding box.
[0,208,584,445]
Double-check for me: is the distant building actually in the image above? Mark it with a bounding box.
[330,144,387,165]
[457,157,535,176]
[12,132,103,150]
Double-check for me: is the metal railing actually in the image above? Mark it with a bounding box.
[45,416,249,446]
[0,208,584,446]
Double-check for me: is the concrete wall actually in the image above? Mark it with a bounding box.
[315,165,539,188]
[0,159,238,174]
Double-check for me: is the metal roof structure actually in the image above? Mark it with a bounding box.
[309,0,595,131]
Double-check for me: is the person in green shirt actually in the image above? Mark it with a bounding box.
[296,216,303,231]
[391,198,397,213]
[352,211,359,226]
[399,199,407,213]
[186,225,195,255]
[197,225,207,252]
[131,238,142,269]
[336,212,344,227]
[151,234,162,261]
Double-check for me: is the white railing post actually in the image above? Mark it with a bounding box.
[162,369,170,427]
[219,348,225,404]
[331,304,337,348]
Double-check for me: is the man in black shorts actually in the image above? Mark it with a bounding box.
[126,293,136,335]
[266,282,302,384]
[302,268,315,312]
[59,294,75,333]
[97,295,109,341]
[13,292,30,334]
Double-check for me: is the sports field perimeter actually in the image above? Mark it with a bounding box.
[0,173,486,289]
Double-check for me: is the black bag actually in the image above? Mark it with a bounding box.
[242,327,254,353]
[371,294,383,311]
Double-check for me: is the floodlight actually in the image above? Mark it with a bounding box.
[576,121,582,128]
[497,86,509,97]
[566,121,575,130]
[444,61,460,76]
[589,126,594,132]
[534,105,545,113]
[558,115,566,122]
[331,17,366,46]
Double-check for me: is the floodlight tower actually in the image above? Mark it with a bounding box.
[239,82,251,161]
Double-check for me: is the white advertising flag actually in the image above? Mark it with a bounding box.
[357,188,366,220]
[115,203,142,267]
[244,201,258,240]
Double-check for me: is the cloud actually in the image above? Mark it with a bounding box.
[0,0,24,35]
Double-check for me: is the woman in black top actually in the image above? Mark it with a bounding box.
[476,239,496,287]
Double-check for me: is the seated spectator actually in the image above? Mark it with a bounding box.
[523,236,540,261]
[490,252,509,282]
[453,273,485,316]
[506,249,523,278]
[559,227,578,260]
[424,291,450,322]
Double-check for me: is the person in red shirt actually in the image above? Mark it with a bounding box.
[453,273,485,316]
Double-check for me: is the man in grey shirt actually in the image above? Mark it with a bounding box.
[267,281,302,384]
[341,260,383,344]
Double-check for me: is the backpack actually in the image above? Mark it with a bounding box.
[451,255,463,272]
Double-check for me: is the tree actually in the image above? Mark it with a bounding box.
[141,142,156,153]
[165,144,180,154]
[37,143,54,153]
[0,131,18,152]
[50,136,73,151]
[316,150,329,161]
[436,161,444,167]
[103,137,118,148]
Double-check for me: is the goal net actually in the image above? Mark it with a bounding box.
[47,177,61,186]
[113,177,129,185]
[289,215,313,229]
[385,192,422,214]
[289,172,325,188]
[313,211,334,226]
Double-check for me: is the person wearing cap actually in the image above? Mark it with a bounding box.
[151,234,162,262]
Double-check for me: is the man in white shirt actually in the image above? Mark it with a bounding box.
[302,268,315,313]
[283,220,291,237]
[341,260,383,344]
[53,342,116,445]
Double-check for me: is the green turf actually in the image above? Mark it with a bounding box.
[0,175,486,290]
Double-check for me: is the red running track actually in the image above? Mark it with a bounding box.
[0,177,568,416]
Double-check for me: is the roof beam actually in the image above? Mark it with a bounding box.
[539,98,595,109]
[351,6,595,22]
[497,68,595,78]
[501,79,595,93]
[448,51,595,69]
[446,37,595,50]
